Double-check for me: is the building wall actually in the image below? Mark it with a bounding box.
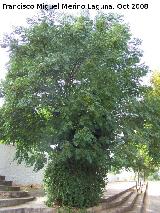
[0,144,135,185]
[0,144,44,185]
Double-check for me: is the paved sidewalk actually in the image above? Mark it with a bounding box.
[17,181,137,208]
[103,181,136,199]
[0,181,137,211]
[145,181,160,213]
[30,181,136,207]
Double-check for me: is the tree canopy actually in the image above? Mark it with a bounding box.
[0,12,152,207]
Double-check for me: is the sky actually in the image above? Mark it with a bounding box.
[0,0,160,82]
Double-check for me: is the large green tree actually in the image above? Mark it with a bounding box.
[0,13,149,207]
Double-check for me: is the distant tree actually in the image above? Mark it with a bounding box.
[143,71,160,164]
[0,13,149,208]
[111,71,160,183]
[112,141,158,183]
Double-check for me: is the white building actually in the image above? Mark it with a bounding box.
[0,144,135,185]
[0,144,44,185]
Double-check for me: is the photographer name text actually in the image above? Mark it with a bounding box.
[2,3,149,10]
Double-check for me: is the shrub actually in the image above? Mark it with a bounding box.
[44,159,106,208]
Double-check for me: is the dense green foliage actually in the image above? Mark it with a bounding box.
[0,13,150,207]
[44,159,106,207]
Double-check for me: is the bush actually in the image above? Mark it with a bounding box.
[44,159,106,208]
